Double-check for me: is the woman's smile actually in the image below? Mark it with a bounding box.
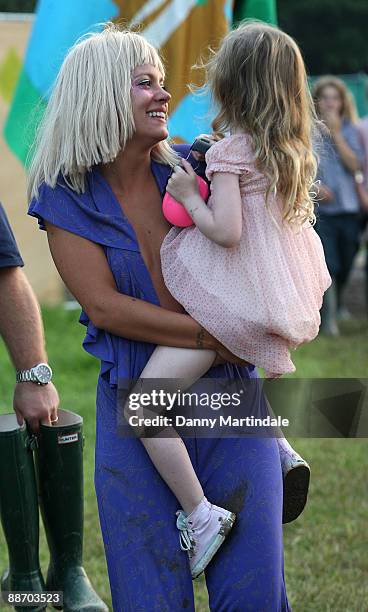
[146,109,167,122]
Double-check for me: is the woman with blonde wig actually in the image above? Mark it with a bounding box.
[28,23,293,611]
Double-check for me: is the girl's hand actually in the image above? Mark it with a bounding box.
[167,159,199,203]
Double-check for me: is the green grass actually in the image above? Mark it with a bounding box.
[0,308,367,611]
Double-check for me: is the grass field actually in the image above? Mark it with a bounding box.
[0,308,367,611]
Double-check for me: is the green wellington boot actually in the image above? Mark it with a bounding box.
[0,414,46,612]
[34,409,108,612]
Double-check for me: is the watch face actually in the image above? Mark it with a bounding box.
[35,363,52,384]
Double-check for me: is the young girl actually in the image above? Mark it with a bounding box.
[125,22,331,578]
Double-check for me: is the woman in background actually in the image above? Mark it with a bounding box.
[313,76,364,334]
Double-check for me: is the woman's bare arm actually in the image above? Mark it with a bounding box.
[324,112,361,173]
[332,130,361,173]
[46,222,220,351]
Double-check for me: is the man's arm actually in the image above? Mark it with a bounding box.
[0,266,59,433]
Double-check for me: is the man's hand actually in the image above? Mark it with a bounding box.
[13,382,59,434]
[167,159,200,204]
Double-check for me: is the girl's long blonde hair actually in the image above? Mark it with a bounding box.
[28,23,178,199]
[206,21,318,226]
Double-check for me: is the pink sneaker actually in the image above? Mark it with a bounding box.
[176,498,236,579]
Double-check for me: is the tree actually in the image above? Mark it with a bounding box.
[1,0,367,75]
[278,0,368,74]
[0,0,36,12]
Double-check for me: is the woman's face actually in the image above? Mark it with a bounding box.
[131,64,171,145]
[317,85,343,116]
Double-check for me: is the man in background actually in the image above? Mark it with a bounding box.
[0,202,59,432]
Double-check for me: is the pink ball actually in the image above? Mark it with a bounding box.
[162,175,209,227]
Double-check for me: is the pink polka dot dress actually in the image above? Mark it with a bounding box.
[161,134,331,375]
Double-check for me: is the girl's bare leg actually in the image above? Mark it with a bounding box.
[124,346,216,514]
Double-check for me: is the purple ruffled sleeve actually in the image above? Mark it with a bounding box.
[28,173,143,386]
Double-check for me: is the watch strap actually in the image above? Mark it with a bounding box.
[16,369,38,383]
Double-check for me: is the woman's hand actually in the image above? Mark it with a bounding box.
[317,183,334,203]
[198,327,250,367]
[167,159,200,204]
[355,175,368,211]
[214,344,250,368]
[210,334,250,368]
[322,110,341,134]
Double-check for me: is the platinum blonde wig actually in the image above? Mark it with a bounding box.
[206,21,319,227]
[28,23,178,199]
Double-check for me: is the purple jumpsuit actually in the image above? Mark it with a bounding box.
[29,147,291,612]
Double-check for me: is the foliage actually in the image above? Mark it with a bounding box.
[1,1,368,75]
[278,0,368,74]
[0,0,36,11]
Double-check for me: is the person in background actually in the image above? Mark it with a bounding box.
[0,202,59,429]
[356,98,368,314]
[313,76,364,335]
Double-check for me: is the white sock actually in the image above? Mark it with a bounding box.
[186,496,211,525]
[277,437,298,459]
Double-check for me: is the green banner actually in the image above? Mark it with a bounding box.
[233,0,278,25]
[3,68,46,167]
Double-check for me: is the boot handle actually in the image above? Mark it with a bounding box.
[26,433,39,451]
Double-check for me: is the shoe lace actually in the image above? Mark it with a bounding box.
[176,511,195,553]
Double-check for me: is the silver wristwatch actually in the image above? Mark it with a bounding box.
[16,363,53,385]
